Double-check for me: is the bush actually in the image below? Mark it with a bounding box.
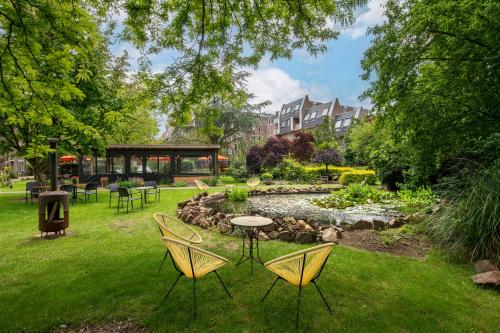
[339,170,377,185]
[291,131,315,162]
[219,176,237,185]
[246,145,265,175]
[181,160,194,172]
[398,187,436,213]
[201,177,218,186]
[425,165,499,264]
[313,184,394,208]
[261,172,273,179]
[282,159,307,182]
[227,187,249,202]
[174,181,187,187]
[231,166,248,182]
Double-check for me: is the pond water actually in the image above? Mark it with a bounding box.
[208,193,401,224]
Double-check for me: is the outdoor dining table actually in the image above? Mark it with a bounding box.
[230,216,273,274]
[135,186,155,204]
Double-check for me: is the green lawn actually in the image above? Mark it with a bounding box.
[0,189,498,333]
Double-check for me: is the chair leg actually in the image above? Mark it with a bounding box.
[192,279,197,319]
[109,193,111,208]
[162,273,182,304]
[312,280,333,315]
[126,200,129,213]
[95,191,97,202]
[296,286,302,329]
[261,277,280,302]
[158,250,169,272]
[214,270,232,299]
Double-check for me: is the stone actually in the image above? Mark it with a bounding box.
[335,230,343,239]
[267,231,280,240]
[304,223,314,231]
[472,271,500,286]
[297,220,307,230]
[295,232,315,244]
[258,231,270,241]
[278,231,295,242]
[197,216,209,229]
[218,222,231,234]
[388,217,403,228]
[353,220,373,230]
[373,219,386,230]
[283,216,297,224]
[340,221,353,231]
[321,228,339,244]
[474,260,499,274]
[262,223,275,232]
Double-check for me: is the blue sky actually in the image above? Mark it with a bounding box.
[110,0,386,114]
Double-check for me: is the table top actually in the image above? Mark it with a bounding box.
[135,186,154,190]
[230,216,273,228]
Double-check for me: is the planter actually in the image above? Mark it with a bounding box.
[263,178,273,185]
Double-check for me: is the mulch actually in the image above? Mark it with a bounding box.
[338,229,432,258]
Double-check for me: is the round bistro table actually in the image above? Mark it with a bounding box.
[230,216,273,274]
[135,186,154,204]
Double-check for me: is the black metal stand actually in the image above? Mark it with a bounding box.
[235,226,264,274]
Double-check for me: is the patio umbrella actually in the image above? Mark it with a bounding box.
[217,155,228,161]
[59,155,76,163]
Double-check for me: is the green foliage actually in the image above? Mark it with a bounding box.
[219,176,238,185]
[117,180,136,188]
[425,165,499,264]
[260,172,273,179]
[397,187,437,213]
[227,187,249,202]
[201,177,218,186]
[121,0,366,125]
[174,181,187,187]
[313,184,394,209]
[181,160,194,172]
[339,170,377,185]
[361,0,500,186]
[313,116,338,148]
[225,166,248,183]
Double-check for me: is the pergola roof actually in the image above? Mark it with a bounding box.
[107,144,220,150]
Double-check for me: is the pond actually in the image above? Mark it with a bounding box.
[208,193,401,224]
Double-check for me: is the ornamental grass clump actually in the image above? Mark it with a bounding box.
[227,187,249,202]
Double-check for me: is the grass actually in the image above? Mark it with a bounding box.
[0,189,498,333]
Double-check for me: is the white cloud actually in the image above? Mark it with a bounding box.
[342,0,387,39]
[246,67,307,113]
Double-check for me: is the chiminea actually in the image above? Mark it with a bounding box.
[38,191,69,236]
[38,137,69,237]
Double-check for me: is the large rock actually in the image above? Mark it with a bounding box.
[267,231,280,240]
[388,217,403,228]
[262,223,275,232]
[294,232,315,244]
[258,231,270,241]
[472,271,500,287]
[297,220,307,230]
[474,260,499,274]
[340,221,353,231]
[278,231,295,242]
[321,228,339,244]
[372,219,386,230]
[353,220,373,230]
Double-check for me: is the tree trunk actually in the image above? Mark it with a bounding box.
[27,157,48,182]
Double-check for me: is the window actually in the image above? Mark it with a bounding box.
[335,120,342,129]
[294,104,300,111]
[322,108,329,117]
[146,157,159,173]
[309,111,317,119]
[343,118,351,127]
[286,119,291,127]
[177,155,213,174]
[96,157,107,174]
[112,156,125,174]
[304,113,311,121]
[130,155,143,173]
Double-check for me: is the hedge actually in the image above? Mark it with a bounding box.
[339,170,377,185]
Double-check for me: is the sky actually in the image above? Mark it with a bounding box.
[109,0,387,116]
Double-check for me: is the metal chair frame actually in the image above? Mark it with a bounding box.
[117,187,143,213]
[25,181,41,204]
[161,240,232,319]
[144,181,160,203]
[261,249,334,329]
[108,184,119,208]
[77,182,99,203]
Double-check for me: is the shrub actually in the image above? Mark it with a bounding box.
[117,180,137,188]
[282,159,307,182]
[227,187,249,202]
[174,181,187,187]
[262,137,291,167]
[201,177,218,186]
[229,166,248,182]
[312,149,342,172]
[312,184,394,208]
[397,187,436,213]
[246,145,265,175]
[181,160,194,172]
[261,172,273,179]
[425,166,499,264]
[219,176,237,185]
[339,170,377,185]
[291,131,315,162]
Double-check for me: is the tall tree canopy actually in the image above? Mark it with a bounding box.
[0,0,117,178]
[119,0,367,123]
[361,0,500,185]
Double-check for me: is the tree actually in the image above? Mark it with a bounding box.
[118,0,367,123]
[313,116,338,148]
[312,149,342,173]
[361,0,500,186]
[262,137,291,167]
[246,145,265,175]
[0,1,118,179]
[291,131,315,162]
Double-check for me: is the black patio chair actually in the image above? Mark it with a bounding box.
[77,182,99,203]
[60,184,75,205]
[25,181,41,204]
[108,183,120,208]
[117,187,143,213]
[144,180,160,203]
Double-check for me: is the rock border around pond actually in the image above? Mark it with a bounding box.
[176,188,411,244]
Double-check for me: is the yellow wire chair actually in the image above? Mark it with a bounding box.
[161,236,232,318]
[261,243,335,328]
[246,177,260,189]
[194,179,209,193]
[153,213,203,272]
